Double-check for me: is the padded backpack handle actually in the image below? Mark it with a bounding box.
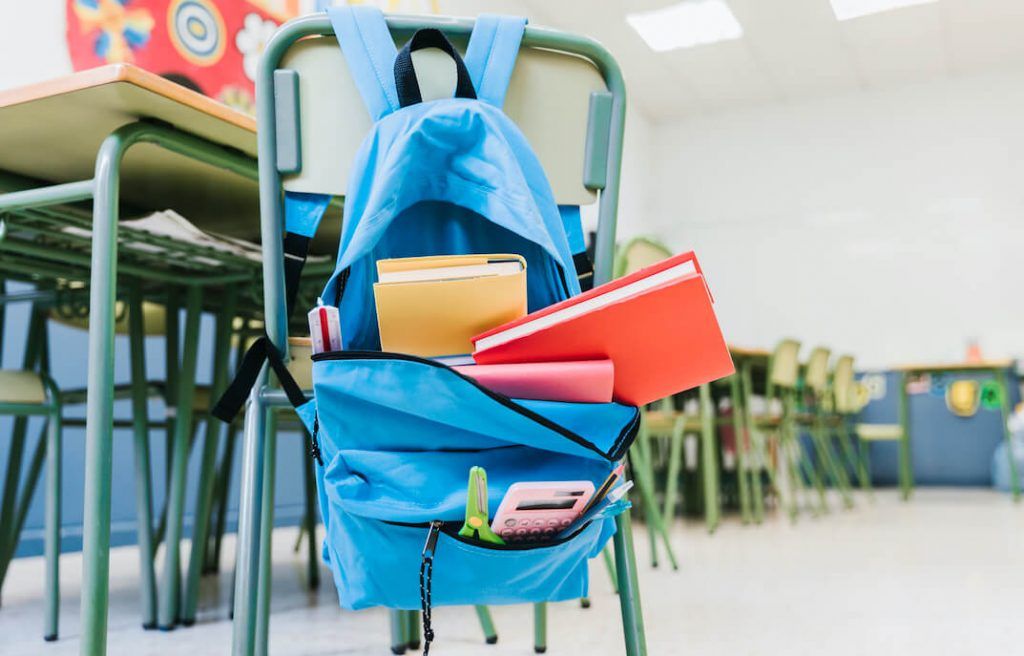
[394,28,477,108]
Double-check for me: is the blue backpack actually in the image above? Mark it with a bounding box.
[215,3,638,634]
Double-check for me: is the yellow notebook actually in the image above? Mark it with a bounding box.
[374,254,528,357]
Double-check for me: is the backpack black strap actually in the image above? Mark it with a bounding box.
[394,28,477,108]
[212,335,307,423]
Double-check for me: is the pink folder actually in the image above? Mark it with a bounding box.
[453,360,614,403]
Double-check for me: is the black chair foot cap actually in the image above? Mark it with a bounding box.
[158,625,176,632]
[44,634,58,642]
[580,599,591,609]
[142,622,158,630]
[390,647,406,655]
[407,641,420,650]
[486,636,498,645]
[180,618,195,627]
[534,647,547,654]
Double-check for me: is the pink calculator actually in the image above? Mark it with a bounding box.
[491,481,595,543]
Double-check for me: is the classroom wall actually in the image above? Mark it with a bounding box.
[645,67,1024,369]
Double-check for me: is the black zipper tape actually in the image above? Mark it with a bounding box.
[310,349,639,462]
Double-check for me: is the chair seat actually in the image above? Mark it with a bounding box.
[643,411,702,435]
[751,414,782,428]
[855,423,903,441]
[0,370,48,404]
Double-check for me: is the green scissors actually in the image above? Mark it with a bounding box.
[458,466,505,545]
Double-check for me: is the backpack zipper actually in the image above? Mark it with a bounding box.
[309,414,324,466]
[310,349,638,462]
[420,520,442,655]
[385,518,593,551]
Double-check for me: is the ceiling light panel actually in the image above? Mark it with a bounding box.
[627,0,744,52]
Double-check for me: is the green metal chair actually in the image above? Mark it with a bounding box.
[0,308,62,641]
[743,338,820,521]
[846,375,913,500]
[799,346,854,510]
[830,355,873,495]
[229,13,648,656]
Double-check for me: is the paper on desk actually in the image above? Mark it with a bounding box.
[121,209,264,264]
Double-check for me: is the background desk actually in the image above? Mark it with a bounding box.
[858,362,1020,489]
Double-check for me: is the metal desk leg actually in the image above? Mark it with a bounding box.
[79,129,127,656]
[232,376,270,656]
[127,283,158,629]
[994,368,1020,502]
[156,286,203,629]
[44,383,63,641]
[897,372,913,500]
[181,289,239,625]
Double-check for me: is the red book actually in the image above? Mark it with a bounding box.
[471,251,734,406]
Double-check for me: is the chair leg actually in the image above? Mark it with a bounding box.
[632,419,658,568]
[301,439,320,590]
[729,376,753,525]
[661,422,684,528]
[813,417,853,508]
[475,605,498,644]
[44,406,62,641]
[254,412,279,656]
[739,363,766,524]
[157,286,203,630]
[0,424,46,610]
[698,384,720,534]
[859,441,875,501]
[127,283,158,629]
[629,440,678,570]
[389,609,407,655]
[405,609,421,649]
[613,510,648,656]
[232,390,270,655]
[0,306,44,588]
[602,546,619,594]
[208,419,241,573]
[838,421,871,495]
[533,602,547,653]
[182,291,237,625]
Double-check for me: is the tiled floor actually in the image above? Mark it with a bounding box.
[2,489,1022,655]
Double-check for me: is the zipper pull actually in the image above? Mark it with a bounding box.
[422,520,442,559]
[309,415,323,466]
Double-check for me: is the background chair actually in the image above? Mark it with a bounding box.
[0,295,62,641]
[800,346,854,510]
[831,355,873,494]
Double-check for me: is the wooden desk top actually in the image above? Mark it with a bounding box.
[0,65,260,236]
[893,359,1016,373]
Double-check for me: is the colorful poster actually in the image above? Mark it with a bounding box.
[66,0,304,113]
[906,373,931,395]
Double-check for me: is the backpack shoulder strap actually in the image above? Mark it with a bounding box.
[327,6,399,120]
[464,14,526,108]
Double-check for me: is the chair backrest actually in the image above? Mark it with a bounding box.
[279,30,605,205]
[614,237,671,277]
[768,338,801,391]
[832,354,856,414]
[803,346,832,394]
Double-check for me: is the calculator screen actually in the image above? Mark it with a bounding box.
[516,499,578,511]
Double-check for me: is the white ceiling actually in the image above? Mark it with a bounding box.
[436,0,1024,121]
